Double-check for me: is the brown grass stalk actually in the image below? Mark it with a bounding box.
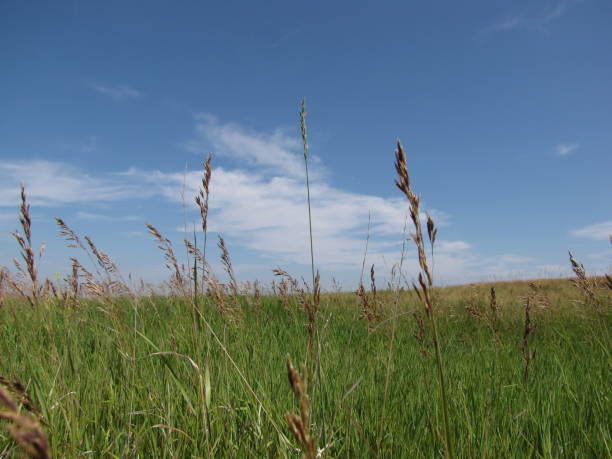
[195,154,213,264]
[285,359,317,459]
[147,224,187,296]
[12,184,38,306]
[217,235,239,298]
[568,251,602,309]
[0,385,50,458]
[394,139,453,458]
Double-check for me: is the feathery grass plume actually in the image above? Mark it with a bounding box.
[465,297,485,322]
[285,359,317,459]
[0,385,50,459]
[273,268,301,296]
[527,282,551,310]
[55,217,86,250]
[206,275,241,322]
[217,235,239,298]
[278,278,288,302]
[300,99,316,293]
[466,287,504,343]
[74,268,104,298]
[41,279,59,301]
[84,236,118,275]
[12,184,38,306]
[82,236,132,297]
[147,224,187,296]
[56,217,131,298]
[277,278,292,312]
[568,251,602,309]
[394,139,453,458]
[195,154,213,263]
[55,217,107,283]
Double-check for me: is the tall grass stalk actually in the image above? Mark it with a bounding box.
[300,99,316,291]
[394,140,453,458]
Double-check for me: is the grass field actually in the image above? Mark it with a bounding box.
[0,120,610,458]
[0,278,610,457]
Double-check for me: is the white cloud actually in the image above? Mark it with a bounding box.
[91,83,141,100]
[482,3,568,34]
[555,143,578,156]
[0,116,553,286]
[571,221,612,241]
[183,114,322,179]
[0,160,145,207]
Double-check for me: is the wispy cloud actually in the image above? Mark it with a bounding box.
[555,143,579,156]
[0,160,145,207]
[571,221,612,241]
[482,3,568,34]
[91,83,141,100]
[0,117,549,285]
[183,114,323,179]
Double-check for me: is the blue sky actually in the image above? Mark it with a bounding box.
[1,0,610,289]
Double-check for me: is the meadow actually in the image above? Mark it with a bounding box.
[0,278,610,457]
[0,107,610,458]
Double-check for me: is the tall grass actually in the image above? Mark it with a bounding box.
[394,139,453,458]
[0,285,609,457]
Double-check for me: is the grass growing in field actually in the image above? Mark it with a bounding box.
[0,281,610,457]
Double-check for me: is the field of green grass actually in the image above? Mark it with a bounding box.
[0,279,610,457]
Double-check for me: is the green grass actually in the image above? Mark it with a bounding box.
[0,281,610,458]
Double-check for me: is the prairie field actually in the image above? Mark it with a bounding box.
[0,276,610,458]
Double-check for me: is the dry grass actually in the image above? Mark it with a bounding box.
[11,184,38,307]
[0,384,50,458]
[394,139,454,458]
[285,359,317,459]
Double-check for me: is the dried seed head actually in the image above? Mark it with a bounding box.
[426,212,437,247]
[300,99,308,160]
[0,385,50,459]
